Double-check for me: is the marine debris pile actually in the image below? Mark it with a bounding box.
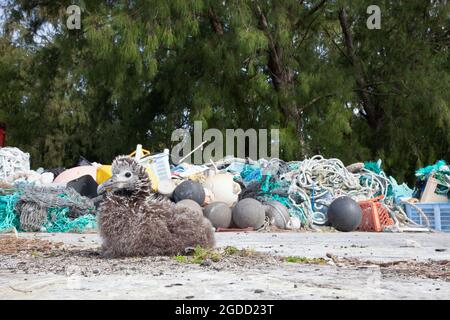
[0,144,449,233]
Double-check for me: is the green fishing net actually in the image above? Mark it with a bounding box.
[0,192,97,233]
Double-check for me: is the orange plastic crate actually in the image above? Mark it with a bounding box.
[358,196,394,232]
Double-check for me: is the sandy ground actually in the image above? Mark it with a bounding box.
[0,231,449,300]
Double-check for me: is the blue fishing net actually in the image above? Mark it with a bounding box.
[0,193,20,232]
[238,165,309,224]
[415,160,450,198]
[0,192,97,233]
[45,207,97,233]
[416,160,448,180]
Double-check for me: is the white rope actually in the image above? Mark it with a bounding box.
[281,155,393,225]
[214,155,403,228]
[399,201,430,228]
[0,147,30,181]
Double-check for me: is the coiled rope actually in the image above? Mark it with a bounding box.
[0,147,30,181]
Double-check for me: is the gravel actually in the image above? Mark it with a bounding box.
[1,232,450,299]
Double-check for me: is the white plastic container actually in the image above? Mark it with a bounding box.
[144,149,171,182]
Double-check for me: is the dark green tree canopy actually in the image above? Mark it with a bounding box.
[0,0,449,183]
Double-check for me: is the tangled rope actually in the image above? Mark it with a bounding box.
[0,185,96,233]
[280,156,393,226]
[16,185,95,232]
[221,155,397,228]
[17,185,94,213]
[0,147,30,181]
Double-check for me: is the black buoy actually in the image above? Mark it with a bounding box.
[327,196,362,232]
[172,180,205,205]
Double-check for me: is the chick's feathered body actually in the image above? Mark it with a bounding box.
[97,156,215,257]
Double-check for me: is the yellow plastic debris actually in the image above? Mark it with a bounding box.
[96,165,113,185]
[96,145,161,191]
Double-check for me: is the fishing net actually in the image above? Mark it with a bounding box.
[0,185,96,233]
[230,156,397,228]
[415,160,450,198]
[0,193,20,232]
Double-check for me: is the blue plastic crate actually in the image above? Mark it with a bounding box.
[404,202,450,232]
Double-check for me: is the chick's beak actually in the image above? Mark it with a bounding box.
[97,176,117,195]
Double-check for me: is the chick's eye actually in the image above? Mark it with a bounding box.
[125,172,132,178]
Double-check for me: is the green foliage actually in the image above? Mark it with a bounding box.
[223,245,240,256]
[173,245,223,264]
[283,256,328,264]
[0,0,448,183]
[173,255,188,263]
[173,245,256,264]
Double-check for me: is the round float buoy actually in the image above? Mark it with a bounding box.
[203,202,232,229]
[203,173,241,206]
[175,199,203,216]
[264,201,290,229]
[172,180,205,205]
[232,198,265,229]
[327,196,362,232]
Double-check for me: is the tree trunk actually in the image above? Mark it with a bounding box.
[255,5,308,155]
[208,8,224,35]
[338,8,385,144]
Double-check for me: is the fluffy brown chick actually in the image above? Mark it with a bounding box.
[97,156,215,258]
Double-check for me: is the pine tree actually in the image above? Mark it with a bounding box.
[0,0,448,183]
[333,0,449,181]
